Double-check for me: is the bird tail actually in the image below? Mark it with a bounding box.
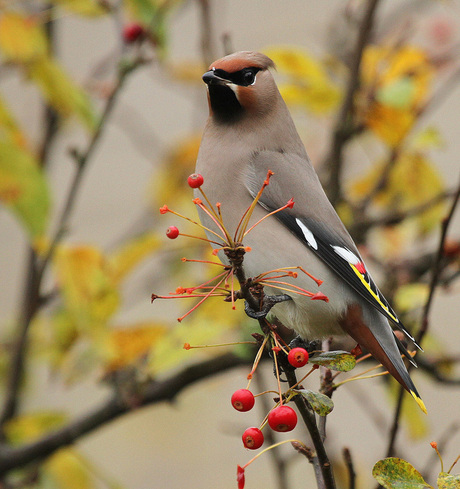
[340,304,427,414]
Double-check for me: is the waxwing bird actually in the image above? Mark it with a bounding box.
[195,51,426,413]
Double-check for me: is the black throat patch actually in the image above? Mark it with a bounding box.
[208,84,244,124]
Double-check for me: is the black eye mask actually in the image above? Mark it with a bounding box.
[213,67,261,86]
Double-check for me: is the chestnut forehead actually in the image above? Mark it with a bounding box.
[209,57,264,73]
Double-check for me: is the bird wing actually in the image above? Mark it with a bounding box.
[245,150,418,346]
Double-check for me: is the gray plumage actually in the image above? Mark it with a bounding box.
[195,51,426,412]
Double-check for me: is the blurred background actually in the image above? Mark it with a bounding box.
[0,1,459,488]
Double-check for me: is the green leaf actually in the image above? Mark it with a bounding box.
[372,458,433,489]
[27,57,97,130]
[309,351,356,372]
[394,283,429,314]
[437,472,460,489]
[124,0,159,24]
[376,77,417,110]
[50,0,109,16]
[295,389,334,416]
[0,140,50,239]
[5,411,67,445]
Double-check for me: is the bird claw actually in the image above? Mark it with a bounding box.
[244,294,292,319]
[289,335,321,353]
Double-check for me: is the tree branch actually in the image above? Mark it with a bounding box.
[0,55,144,433]
[323,0,381,206]
[0,353,249,476]
[384,173,460,459]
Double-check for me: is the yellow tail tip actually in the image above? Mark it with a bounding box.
[410,390,427,414]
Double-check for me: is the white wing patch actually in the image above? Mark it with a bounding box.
[331,245,360,266]
[296,219,318,250]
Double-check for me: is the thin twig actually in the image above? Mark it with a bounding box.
[229,253,336,489]
[0,8,58,430]
[0,58,143,432]
[343,447,356,489]
[292,444,325,488]
[197,0,215,66]
[285,367,336,489]
[324,0,381,206]
[384,174,460,459]
[350,189,455,239]
[0,353,249,476]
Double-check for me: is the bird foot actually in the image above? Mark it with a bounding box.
[288,335,322,353]
[244,294,292,320]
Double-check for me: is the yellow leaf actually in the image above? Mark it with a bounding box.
[413,126,445,150]
[0,95,28,148]
[4,412,67,445]
[54,245,119,329]
[349,152,445,234]
[27,57,97,130]
[51,0,108,16]
[45,450,95,489]
[44,308,79,368]
[105,323,167,372]
[0,13,48,62]
[109,232,160,283]
[364,103,416,147]
[149,284,245,375]
[394,284,429,314]
[265,46,342,115]
[437,471,460,489]
[266,46,331,81]
[278,82,341,115]
[0,139,50,239]
[360,45,434,146]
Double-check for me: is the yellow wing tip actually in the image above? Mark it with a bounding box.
[410,390,427,414]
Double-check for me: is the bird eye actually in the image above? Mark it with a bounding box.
[243,70,256,86]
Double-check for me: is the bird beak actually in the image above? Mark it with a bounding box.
[202,70,230,86]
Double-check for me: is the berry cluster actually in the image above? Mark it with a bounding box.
[231,346,310,450]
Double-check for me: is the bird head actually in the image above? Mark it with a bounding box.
[202,51,277,124]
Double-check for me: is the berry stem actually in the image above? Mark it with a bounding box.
[247,335,270,382]
[271,340,283,405]
[235,170,274,242]
[333,371,388,388]
[243,199,294,238]
[241,439,304,470]
[194,198,233,245]
[177,274,228,322]
[184,341,257,349]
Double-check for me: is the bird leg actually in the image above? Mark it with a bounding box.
[289,335,322,353]
[244,293,292,319]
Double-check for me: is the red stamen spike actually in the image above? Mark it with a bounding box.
[311,292,329,302]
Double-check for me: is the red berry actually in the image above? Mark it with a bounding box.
[166,226,179,239]
[268,405,297,432]
[123,23,144,43]
[242,427,264,450]
[231,389,255,412]
[287,347,309,368]
[187,173,204,188]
